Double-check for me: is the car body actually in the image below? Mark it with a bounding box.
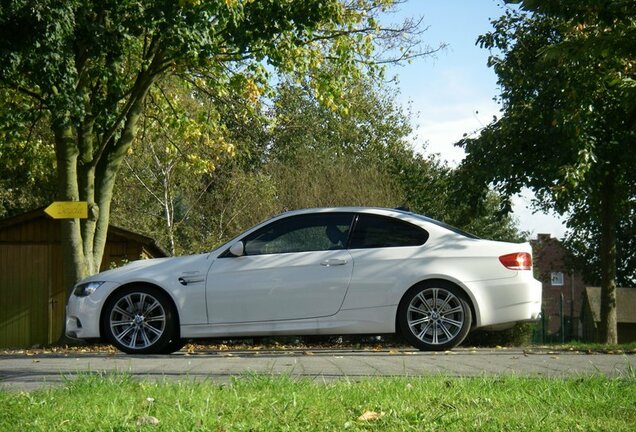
[66,207,542,354]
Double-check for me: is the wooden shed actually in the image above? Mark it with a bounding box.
[582,287,636,343]
[0,208,167,349]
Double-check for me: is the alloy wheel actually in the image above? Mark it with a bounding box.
[109,292,167,350]
[406,287,465,346]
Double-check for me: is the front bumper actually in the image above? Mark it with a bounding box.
[65,281,121,339]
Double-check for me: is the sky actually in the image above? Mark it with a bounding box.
[383,0,567,239]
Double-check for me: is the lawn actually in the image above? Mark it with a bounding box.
[1,373,634,431]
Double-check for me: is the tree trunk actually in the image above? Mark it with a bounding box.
[54,124,90,294]
[54,79,153,294]
[598,175,618,344]
[92,96,148,273]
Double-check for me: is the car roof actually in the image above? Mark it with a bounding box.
[275,206,402,217]
[271,207,480,239]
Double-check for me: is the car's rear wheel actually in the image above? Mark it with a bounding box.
[102,286,180,354]
[398,282,472,351]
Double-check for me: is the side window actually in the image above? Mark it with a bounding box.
[349,214,429,249]
[243,213,353,255]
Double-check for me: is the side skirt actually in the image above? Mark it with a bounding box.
[181,305,397,338]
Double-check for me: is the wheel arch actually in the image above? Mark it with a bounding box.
[99,281,181,339]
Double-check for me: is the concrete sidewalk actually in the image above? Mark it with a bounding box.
[1,348,634,392]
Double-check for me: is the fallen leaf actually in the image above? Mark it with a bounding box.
[357,411,385,422]
[388,349,400,355]
[136,416,160,427]
[303,351,314,356]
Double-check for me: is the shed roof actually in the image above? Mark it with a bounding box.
[585,287,636,324]
[0,207,169,257]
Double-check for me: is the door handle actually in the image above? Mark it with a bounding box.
[320,259,348,267]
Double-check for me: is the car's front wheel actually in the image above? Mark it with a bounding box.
[102,286,179,354]
[398,282,472,351]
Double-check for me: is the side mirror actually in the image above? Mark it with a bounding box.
[229,241,245,257]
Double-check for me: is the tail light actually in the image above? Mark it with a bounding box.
[499,252,532,270]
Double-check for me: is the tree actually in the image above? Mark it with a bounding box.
[112,73,271,254]
[265,79,409,210]
[112,77,238,255]
[566,210,636,288]
[457,1,636,343]
[516,0,636,288]
[0,0,434,289]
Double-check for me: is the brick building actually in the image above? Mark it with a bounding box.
[531,234,586,340]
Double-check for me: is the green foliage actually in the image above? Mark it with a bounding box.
[565,209,636,287]
[265,78,408,211]
[462,5,635,212]
[267,79,523,242]
[396,153,524,242]
[111,77,241,254]
[509,0,636,286]
[269,79,413,163]
[0,89,56,217]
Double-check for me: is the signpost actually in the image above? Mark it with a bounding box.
[44,202,88,219]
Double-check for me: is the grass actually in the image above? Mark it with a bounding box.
[1,373,635,431]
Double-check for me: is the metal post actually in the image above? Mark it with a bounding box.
[570,270,575,340]
[560,293,565,344]
[541,309,546,343]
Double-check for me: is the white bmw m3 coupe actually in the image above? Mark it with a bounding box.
[66,207,542,354]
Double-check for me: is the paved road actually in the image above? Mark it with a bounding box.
[1,348,634,392]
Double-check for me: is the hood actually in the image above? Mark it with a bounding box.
[79,254,210,284]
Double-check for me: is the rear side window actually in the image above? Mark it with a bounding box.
[349,214,429,249]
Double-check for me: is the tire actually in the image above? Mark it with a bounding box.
[163,337,187,354]
[398,281,472,351]
[102,286,179,354]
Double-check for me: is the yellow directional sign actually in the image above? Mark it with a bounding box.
[44,201,88,219]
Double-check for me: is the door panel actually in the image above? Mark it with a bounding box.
[207,250,353,323]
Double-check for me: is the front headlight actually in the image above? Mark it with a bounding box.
[73,281,105,297]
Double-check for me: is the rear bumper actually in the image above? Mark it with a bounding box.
[465,273,542,328]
